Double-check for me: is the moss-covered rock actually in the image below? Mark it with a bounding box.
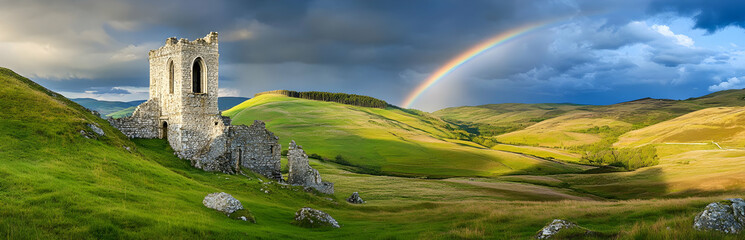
[292,207,339,228]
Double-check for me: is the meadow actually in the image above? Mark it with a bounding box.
[1,67,744,239]
[223,94,584,178]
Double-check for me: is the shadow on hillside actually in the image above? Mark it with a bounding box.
[560,167,669,200]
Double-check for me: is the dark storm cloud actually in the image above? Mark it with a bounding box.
[650,0,745,32]
[2,0,745,110]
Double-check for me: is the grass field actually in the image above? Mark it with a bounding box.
[435,92,745,143]
[490,143,582,163]
[3,67,745,239]
[616,107,745,148]
[434,103,585,136]
[224,94,584,178]
[494,113,632,147]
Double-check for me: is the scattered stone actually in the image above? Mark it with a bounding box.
[346,192,365,204]
[694,198,745,234]
[228,209,256,223]
[287,140,334,194]
[203,192,243,215]
[293,207,339,228]
[79,123,105,139]
[535,219,594,239]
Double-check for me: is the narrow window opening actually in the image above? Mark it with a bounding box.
[168,60,174,94]
[192,58,203,93]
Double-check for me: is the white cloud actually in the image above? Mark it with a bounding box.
[218,87,241,97]
[709,77,745,91]
[652,24,694,47]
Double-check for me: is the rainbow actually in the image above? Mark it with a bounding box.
[401,20,558,108]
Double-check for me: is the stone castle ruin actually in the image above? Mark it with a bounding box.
[110,32,332,193]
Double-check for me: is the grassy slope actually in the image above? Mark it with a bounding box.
[502,149,745,201]
[495,112,632,147]
[490,143,581,163]
[106,106,137,118]
[616,107,745,148]
[224,94,584,178]
[435,92,745,150]
[1,68,744,239]
[434,103,584,135]
[0,68,357,238]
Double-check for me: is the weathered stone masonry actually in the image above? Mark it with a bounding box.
[109,32,284,181]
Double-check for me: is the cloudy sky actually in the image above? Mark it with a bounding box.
[2,0,745,111]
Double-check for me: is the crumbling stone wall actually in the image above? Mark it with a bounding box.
[189,120,282,181]
[287,140,334,194]
[108,99,161,138]
[228,121,283,180]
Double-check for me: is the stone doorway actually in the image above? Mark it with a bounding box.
[235,148,242,171]
[161,121,168,139]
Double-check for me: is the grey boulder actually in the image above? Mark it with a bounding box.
[293,207,340,228]
[694,198,745,234]
[346,192,365,204]
[535,219,594,239]
[203,192,244,215]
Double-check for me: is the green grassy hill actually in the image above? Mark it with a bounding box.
[434,92,745,139]
[106,106,137,118]
[615,107,745,150]
[0,67,362,238]
[224,94,586,178]
[494,112,633,148]
[3,67,745,239]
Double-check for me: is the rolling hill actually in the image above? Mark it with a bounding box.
[615,107,745,149]
[3,67,745,239]
[494,112,633,147]
[223,94,588,178]
[435,91,745,139]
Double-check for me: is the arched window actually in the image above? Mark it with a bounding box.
[168,59,174,94]
[192,57,205,93]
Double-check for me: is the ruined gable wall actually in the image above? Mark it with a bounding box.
[187,120,282,181]
[228,121,282,180]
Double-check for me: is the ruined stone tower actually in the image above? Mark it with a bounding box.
[148,32,223,158]
[110,32,283,181]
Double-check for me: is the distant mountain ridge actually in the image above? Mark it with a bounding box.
[73,97,250,118]
[71,98,145,116]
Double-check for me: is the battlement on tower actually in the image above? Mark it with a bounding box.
[149,32,219,58]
